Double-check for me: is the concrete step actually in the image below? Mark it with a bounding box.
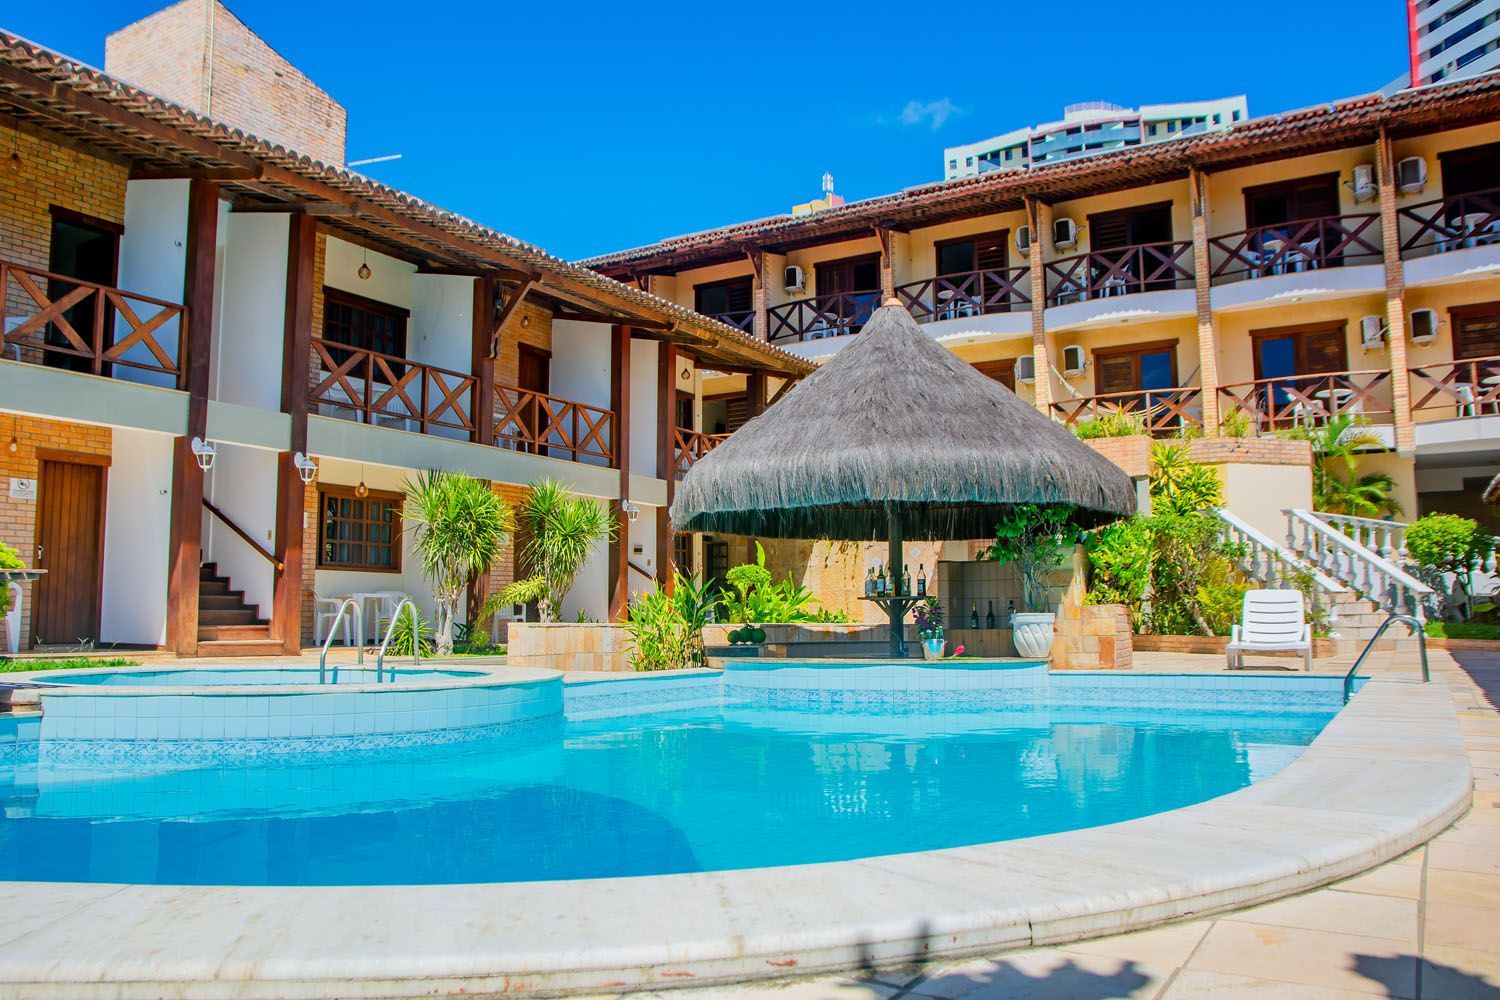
[193,639,283,657]
[197,624,272,642]
[197,608,266,627]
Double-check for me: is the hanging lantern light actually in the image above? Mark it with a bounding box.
[355,464,369,498]
[357,246,372,281]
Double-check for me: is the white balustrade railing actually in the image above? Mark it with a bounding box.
[1310,512,1408,563]
[1284,508,1434,621]
[1214,508,1346,633]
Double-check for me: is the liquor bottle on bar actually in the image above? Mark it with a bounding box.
[864,567,875,597]
[876,564,887,596]
[1006,599,1016,624]
[970,603,979,629]
[985,601,996,630]
[902,564,910,596]
[916,564,927,597]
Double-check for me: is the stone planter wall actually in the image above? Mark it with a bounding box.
[506,622,633,673]
[1053,604,1133,670]
[1133,633,1339,659]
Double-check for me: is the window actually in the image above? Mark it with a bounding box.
[965,156,974,167]
[1212,113,1222,125]
[693,276,754,320]
[318,486,402,572]
[673,532,694,576]
[1147,123,1158,137]
[322,287,409,365]
[948,159,957,172]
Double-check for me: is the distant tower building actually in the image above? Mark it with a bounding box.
[1408,0,1500,86]
[941,97,1247,181]
[792,173,846,217]
[104,0,348,165]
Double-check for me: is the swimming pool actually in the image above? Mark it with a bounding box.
[0,662,1344,886]
[44,667,484,686]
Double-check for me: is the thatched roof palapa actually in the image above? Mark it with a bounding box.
[672,302,1136,542]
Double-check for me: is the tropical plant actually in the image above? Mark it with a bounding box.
[718,541,829,623]
[1148,442,1224,515]
[0,541,21,617]
[913,598,944,642]
[1218,408,1254,438]
[1142,512,1239,637]
[486,479,615,624]
[984,503,1080,613]
[401,471,512,655]
[1405,513,1496,611]
[1071,410,1147,440]
[385,608,435,658]
[624,572,715,671]
[1083,517,1154,615]
[1283,414,1403,517]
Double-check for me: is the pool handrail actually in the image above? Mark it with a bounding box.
[319,598,364,684]
[1343,612,1428,704]
[375,598,419,682]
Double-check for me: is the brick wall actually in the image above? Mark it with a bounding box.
[495,300,554,387]
[1084,434,1312,479]
[105,0,347,166]
[0,418,113,649]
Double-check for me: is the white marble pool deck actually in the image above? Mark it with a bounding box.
[0,667,1471,999]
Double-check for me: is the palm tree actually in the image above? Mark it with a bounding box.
[1296,415,1403,517]
[487,479,615,623]
[402,471,514,655]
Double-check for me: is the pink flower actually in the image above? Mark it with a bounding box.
[952,645,965,657]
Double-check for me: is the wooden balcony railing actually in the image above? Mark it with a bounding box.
[1217,370,1393,431]
[894,266,1030,324]
[494,384,616,466]
[707,309,756,334]
[1043,242,1194,307]
[673,426,728,478]
[1208,215,1382,284]
[1409,354,1500,419]
[767,290,881,344]
[311,339,478,437]
[1050,386,1203,436]
[1,260,187,384]
[1397,187,1500,258]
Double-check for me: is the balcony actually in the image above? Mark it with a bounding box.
[1,260,187,386]
[1208,215,1383,285]
[1409,355,1500,421]
[1397,187,1500,259]
[767,290,880,344]
[1217,370,1394,433]
[673,426,727,478]
[1043,242,1194,307]
[1051,386,1204,436]
[895,266,1030,324]
[494,384,617,466]
[707,309,755,334]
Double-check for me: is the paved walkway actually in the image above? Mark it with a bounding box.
[625,647,1500,1000]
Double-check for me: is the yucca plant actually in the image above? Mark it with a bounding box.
[402,471,513,655]
[486,479,615,624]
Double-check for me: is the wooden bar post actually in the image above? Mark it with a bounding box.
[166,179,220,657]
[273,211,316,654]
[887,508,905,658]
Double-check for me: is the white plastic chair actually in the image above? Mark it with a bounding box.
[314,595,355,645]
[1227,589,1312,671]
[3,582,21,655]
[371,591,411,641]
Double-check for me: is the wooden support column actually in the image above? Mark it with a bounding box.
[748,250,768,342]
[657,342,678,593]
[1025,195,1053,411]
[747,370,768,420]
[877,226,896,299]
[272,212,317,654]
[472,275,498,446]
[608,324,632,621]
[1377,128,1416,455]
[166,179,220,657]
[1189,165,1221,435]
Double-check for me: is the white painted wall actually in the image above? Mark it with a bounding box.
[213,213,288,410]
[410,274,475,442]
[561,537,610,624]
[115,179,190,389]
[628,507,659,600]
[324,238,413,307]
[203,442,280,618]
[549,320,613,470]
[629,339,659,479]
[100,427,174,646]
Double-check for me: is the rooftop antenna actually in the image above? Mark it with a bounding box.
[348,153,403,167]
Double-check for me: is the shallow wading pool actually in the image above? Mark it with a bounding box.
[0,660,1356,886]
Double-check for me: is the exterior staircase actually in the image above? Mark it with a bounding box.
[196,562,280,656]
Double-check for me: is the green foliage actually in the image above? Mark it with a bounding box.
[1071,410,1146,440]
[984,503,1080,612]
[1282,415,1403,517]
[1083,518,1154,615]
[385,609,435,658]
[1218,408,1254,439]
[1424,620,1500,640]
[1148,442,1224,515]
[0,656,138,673]
[402,471,512,655]
[1406,513,1496,607]
[625,572,715,671]
[487,479,615,625]
[0,542,21,618]
[718,542,831,623]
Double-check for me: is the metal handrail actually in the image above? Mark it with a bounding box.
[375,598,419,683]
[319,598,364,684]
[1343,613,1428,704]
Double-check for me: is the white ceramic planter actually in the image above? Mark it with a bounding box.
[1011,612,1056,658]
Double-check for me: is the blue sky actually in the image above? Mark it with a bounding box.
[10,1,1408,260]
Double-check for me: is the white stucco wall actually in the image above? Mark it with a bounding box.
[99,427,174,646]
[203,442,280,618]
[629,339,659,478]
[213,212,288,410]
[549,320,613,470]
[324,238,413,307]
[1218,462,1314,543]
[561,537,610,624]
[115,179,190,389]
[628,507,659,600]
[409,274,475,443]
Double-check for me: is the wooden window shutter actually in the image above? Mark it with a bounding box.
[724,396,750,432]
[1094,353,1138,395]
[1454,307,1500,360]
[1299,327,1348,374]
[973,359,1015,389]
[975,232,1009,271]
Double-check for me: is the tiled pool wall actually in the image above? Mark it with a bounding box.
[36,678,562,765]
[565,671,722,720]
[0,713,40,764]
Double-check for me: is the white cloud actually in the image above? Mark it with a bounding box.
[898,98,961,131]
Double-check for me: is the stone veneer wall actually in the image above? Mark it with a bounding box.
[506,622,633,673]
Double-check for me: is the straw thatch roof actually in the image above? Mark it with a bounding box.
[1485,473,1500,506]
[671,301,1136,540]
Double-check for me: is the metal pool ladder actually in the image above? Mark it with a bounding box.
[1343,613,1429,704]
[375,598,419,683]
[319,598,364,684]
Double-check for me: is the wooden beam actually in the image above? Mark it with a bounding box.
[489,278,535,358]
[767,377,798,407]
[166,179,220,657]
[273,212,317,655]
[231,200,354,216]
[133,163,263,181]
[608,325,632,621]
[747,371,768,420]
[551,305,671,331]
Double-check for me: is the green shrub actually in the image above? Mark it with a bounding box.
[718,542,831,623]
[1218,408,1254,438]
[386,610,435,658]
[625,572,715,671]
[1406,513,1496,610]
[0,542,21,618]
[1148,442,1224,515]
[1424,621,1500,640]
[1072,410,1146,440]
[985,503,1082,612]
[1083,518,1153,615]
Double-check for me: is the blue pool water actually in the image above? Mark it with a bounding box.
[0,691,1335,885]
[45,667,483,686]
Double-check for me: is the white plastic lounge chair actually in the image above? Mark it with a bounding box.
[1227,588,1312,671]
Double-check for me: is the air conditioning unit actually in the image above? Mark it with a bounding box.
[1014,225,1032,254]
[1350,164,1377,202]
[783,265,805,294]
[1053,217,1079,251]
[1359,314,1386,350]
[1396,156,1428,194]
[1410,307,1439,346]
[1060,345,1087,377]
[1015,354,1036,384]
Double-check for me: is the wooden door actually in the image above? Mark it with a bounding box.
[972,359,1016,390]
[1439,143,1500,198]
[32,456,106,646]
[517,345,551,454]
[46,209,121,375]
[1244,174,1340,229]
[1453,304,1500,360]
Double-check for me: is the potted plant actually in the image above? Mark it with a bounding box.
[913,597,945,660]
[985,503,1078,658]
